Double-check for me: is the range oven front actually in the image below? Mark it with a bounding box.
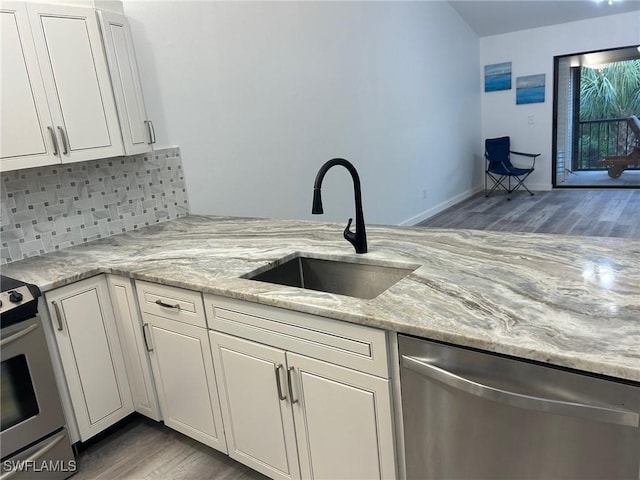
[0,276,75,479]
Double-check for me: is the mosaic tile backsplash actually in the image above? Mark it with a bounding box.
[1,147,190,264]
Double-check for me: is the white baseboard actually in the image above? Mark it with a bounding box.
[400,185,484,226]
[400,182,553,227]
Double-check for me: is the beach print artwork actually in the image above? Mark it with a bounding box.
[516,74,545,104]
[484,62,511,92]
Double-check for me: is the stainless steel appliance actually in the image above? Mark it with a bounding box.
[399,334,640,480]
[1,275,75,479]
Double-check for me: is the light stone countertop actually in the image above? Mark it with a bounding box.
[3,215,639,382]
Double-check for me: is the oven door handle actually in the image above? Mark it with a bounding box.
[0,324,39,348]
[0,431,66,480]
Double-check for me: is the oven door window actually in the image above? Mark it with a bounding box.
[1,354,39,431]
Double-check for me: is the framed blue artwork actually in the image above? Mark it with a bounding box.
[516,74,545,104]
[484,62,511,92]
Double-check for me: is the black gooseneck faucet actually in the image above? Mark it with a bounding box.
[312,158,367,254]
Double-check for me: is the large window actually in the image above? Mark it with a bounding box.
[553,46,640,187]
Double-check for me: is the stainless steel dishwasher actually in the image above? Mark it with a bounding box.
[398,334,640,480]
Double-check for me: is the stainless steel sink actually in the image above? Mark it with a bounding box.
[246,255,417,299]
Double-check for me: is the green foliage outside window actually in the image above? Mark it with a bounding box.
[577,59,640,169]
[580,59,640,120]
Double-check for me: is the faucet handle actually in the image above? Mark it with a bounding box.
[343,218,356,246]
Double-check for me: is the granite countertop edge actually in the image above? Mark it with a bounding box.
[3,215,639,383]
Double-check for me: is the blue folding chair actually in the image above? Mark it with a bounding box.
[485,136,540,198]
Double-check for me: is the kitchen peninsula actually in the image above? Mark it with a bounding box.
[3,215,638,382]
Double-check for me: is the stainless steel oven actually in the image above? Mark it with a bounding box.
[1,276,75,479]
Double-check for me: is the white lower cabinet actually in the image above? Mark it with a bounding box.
[208,295,397,480]
[106,275,161,421]
[136,281,227,453]
[212,333,300,480]
[45,276,134,442]
[289,352,395,480]
[45,276,395,477]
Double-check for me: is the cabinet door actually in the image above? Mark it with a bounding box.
[106,275,161,421]
[27,2,124,163]
[97,10,153,155]
[45,276,134,442]
[146,314,227,452]
[288,352,397,480]
[0,2,59,170]
[211,332,300,480]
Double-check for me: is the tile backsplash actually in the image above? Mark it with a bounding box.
[1,147,189,264]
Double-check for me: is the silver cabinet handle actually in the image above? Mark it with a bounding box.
[287,366,298,404]
[57,126,69,155]
[52,300,63,331]
[275,364,286,401]
[0,324,38,348]
[155,299,179,309]
[402,355,639,428]
[144,120,156,145]
[0,431,66,480]
[47,126,59,156]
[142,323,153,352]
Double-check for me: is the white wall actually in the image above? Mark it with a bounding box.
[122,0,480,225]
[480,11,640,191]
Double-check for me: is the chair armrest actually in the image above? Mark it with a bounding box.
[510,150,540,158]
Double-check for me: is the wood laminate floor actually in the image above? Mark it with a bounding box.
[418,189,640,239]
[72,416,267,480]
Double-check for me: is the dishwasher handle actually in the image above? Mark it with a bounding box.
[402,355,639,428]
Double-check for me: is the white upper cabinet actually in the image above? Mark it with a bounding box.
[98,10,155,155]
[0,2,59,170]
[27,2,124,163]
[0,2,124,171]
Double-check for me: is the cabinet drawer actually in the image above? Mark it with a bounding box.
[135,281,206,328]
[205,295,389,378]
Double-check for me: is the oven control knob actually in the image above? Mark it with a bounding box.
[9,290,23,303]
